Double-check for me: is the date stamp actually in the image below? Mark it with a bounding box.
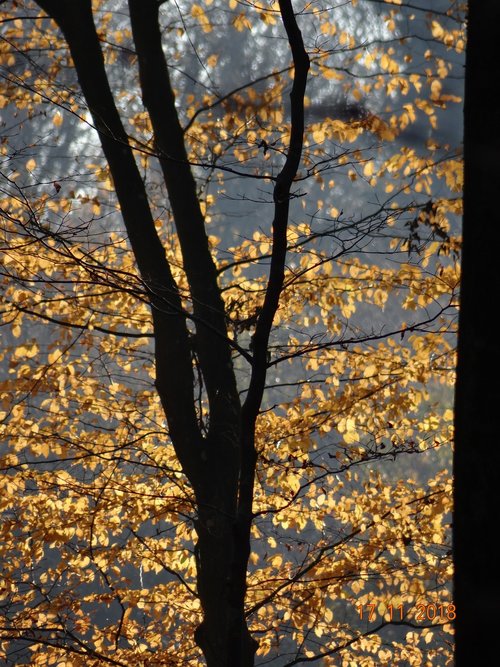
[355,602,456,623]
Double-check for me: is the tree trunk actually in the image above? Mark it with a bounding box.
[33,2,308,664]
[194,486,258,666]
[454,2,500,664]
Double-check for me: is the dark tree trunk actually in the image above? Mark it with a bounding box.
[454,2,500,664]
[33,1,308,664]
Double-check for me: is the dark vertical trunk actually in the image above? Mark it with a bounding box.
[126,4,256,663]
[33,2,308,665]
[193,474,258,667]
[454,2,500,664]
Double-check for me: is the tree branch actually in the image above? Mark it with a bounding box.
[243,0,310,422]
[128,0,241,459]
[34,0,202,481]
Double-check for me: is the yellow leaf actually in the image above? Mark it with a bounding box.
[286,473,301,494]
[363,161,374,177]
[343,429,359,445]
[270,554,283,568]
[431,20,444,40]
[14,342,39,359]
[363,364,377,377]
[48,350,60,364]
[77,555,91,568]
[207,53,218,68]
[443,409,454,421]
[312,127,326,143]
[191,4,212,32]
[233,13,251,31]
[431,79,442,100]
[321,68,343,81]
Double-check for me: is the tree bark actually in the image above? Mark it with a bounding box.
[454,2,500,664]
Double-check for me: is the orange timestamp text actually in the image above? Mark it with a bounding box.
[355,602,456,623]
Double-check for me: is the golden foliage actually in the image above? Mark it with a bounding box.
[0,0,463,664]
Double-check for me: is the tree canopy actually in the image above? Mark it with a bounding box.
[0,1,463,665]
